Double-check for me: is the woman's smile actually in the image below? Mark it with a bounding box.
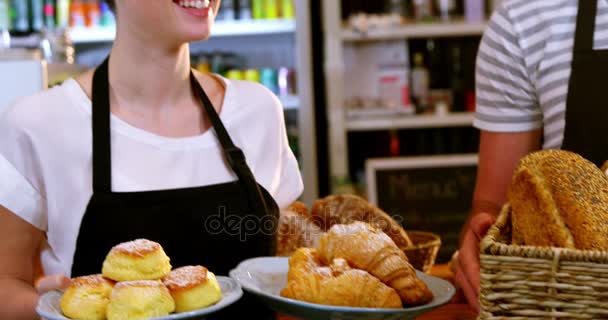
[173,0,212,17]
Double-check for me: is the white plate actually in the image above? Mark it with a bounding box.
[229,257,455,320]
[37,276,242,320]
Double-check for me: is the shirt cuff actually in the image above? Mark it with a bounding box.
[473,117,543,133]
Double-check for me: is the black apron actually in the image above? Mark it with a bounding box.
[70,58,278,319]
[562,0,608,166]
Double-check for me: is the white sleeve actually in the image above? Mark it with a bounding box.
[0,154,46,230]
[274,138,304,209]
[270,98,303,209]
[0,103,47,231]
[473,4,543,132]
[231,81,304,209]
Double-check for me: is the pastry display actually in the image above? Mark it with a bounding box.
[60,239,222,320]
[277,203,324,257]
[106,280,175,320]
[162,266,222,313]
[508,150,608,250]
[311,195,414,249]
[60,275,115,320]
[281,222,434,308]
[102,239,172,281]
[281,248,402,308]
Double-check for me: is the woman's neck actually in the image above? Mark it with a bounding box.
[108,31,193,110]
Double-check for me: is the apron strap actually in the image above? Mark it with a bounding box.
[90,57,271,215]
[573,0,597,52]
[91,58,112,193]
[189,73,270,215]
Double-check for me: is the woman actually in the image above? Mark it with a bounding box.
[0,0,303,318]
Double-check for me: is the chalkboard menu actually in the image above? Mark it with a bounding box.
[366,154,478,263]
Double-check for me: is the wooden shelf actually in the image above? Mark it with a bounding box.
[342,21,487,42]
[345,112,475,131]
[69,19,296,43]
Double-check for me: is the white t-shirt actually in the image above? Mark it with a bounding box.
[0,77,303,277]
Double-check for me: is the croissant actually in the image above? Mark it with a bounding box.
[280,248,402,309]
[311,195,413,249]
[317,222,433,306]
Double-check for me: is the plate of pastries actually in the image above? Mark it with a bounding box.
[37,239,242,320]
[230,196,456,320]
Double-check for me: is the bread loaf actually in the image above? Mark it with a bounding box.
[508,150,608,250]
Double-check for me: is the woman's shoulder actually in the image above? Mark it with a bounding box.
[1,79,86,134]
[224,78,283,118]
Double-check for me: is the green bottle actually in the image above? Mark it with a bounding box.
[0,0,10,30]
[252,0,264,19]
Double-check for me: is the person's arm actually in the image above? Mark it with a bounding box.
[472,130,543,218]
[0,205,41,319]
[0,206,69,319]
[454,130,541,312]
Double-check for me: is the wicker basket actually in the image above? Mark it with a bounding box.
[402,231,441,273]
[479,204,608,319]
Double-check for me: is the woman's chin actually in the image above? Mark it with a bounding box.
[173,27,212,43]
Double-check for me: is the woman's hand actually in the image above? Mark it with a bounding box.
[453,212,496,312]
[36,275,71,295]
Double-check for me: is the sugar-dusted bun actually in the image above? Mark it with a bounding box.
[60,274,115,320]
[106,280,175,320]
[102,239,171,281]
[162,266,222,313]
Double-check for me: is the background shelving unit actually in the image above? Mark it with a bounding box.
[68,1,318,204]
[341,20,487,42]
[322,1,487,190]
[69,19,298,44]
[345,112,475,131]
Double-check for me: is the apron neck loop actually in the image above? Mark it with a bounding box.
[574,0,597,52]
[91,58,112,193]
[90,58,270,216]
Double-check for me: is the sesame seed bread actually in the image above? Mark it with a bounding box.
[508,150,608,250]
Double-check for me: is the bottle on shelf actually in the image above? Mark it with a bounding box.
[465,0,485,23]
[450,44,464,112]
[43,0,55,30]
[252,0,264,19]
[99,1,116,27]
[10,0,30,34]
[56,0,70,29]
[436,0,456,21]
[0,0,10,31]
[217,0,236,20]
[264,0,279,19]
[411,52,431,113]
[237,0,252,20]
[69,0,86,28]
[84,0,101,28]
[30,0,44,32]
[385,0,407,21]
[260,67,279,94]
[280,0,294,19]
[244,69,260,82]
[412,0,433,22]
